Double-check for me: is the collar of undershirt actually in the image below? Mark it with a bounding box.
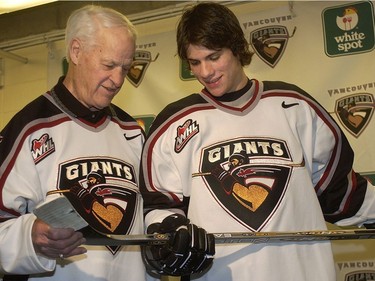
[51,76,114,123]
[211,79,252,102]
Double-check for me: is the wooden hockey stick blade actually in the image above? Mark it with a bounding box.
[83,228,375,246]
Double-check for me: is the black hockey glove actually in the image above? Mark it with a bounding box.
[142,214,215,277]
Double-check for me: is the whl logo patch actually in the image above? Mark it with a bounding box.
[335,93,374,138]
[322,1,375,57]
[31,133,55,164]
[250,25,296,68]
[174,119,199,153]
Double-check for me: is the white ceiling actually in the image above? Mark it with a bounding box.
[0,0,57,14]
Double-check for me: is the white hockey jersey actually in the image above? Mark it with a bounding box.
[140,79,375,281]
[0,78,149,281]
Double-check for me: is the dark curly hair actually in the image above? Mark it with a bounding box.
[177,2,253,66]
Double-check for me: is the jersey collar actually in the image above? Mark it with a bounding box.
[51,76,114,123]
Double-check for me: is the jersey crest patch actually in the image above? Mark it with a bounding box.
[31,133,55,164]
[57,157,140,254]
[335,93,374,138]
[198,137,296,231]
[174,119,199,153]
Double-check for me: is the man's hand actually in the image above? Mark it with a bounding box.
[142,214,215,277]
[32,219,87,259]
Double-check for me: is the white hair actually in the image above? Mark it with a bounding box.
[65,5,137,61]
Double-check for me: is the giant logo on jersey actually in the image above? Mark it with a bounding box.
[56,157,140,254]
[335,93,374,137]
[197,137,299,231]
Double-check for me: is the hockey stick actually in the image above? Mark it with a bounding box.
[35,196,375,246]
[84,228,375,246]
[192,159,305,177]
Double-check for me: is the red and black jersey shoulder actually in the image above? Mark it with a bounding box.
[263,80,315,99]
[147,93,207,137]
[109,103,146,137]
[0,93,61,167]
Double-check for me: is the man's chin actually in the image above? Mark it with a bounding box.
[100,96,115,107]
[92,102,111,110]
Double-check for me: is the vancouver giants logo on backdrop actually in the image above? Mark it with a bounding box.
[240,8,294,68]
[345,271,375,281]
[196,137,301,231]
[250,25,296,68]
[126,50,159,87]
[335,93,374,138]
[57,157,140,254]
[336,260,375,281]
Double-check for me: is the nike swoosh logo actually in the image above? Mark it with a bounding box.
[282,101,299,108]
[124,133,141,141]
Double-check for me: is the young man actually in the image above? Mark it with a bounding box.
[0,5,149,281]
[140,2,375,280]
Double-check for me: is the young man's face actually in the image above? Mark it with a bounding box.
[186,45,247,97]
[68,26,135,109]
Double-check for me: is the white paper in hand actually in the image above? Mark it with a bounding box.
[33,196,88,231]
